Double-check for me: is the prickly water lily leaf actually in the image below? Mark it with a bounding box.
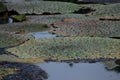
[91,3,120,16]
[7,37,120,60]
[25,14,97,24]
[4,1,80,14]
[78,0,120,3]
[0,32,28,48]
[0,23,50,33]
[51,18,120,37]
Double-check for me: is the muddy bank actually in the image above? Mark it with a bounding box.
[0,61,48,80]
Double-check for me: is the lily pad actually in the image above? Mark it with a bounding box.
[7,37,120,60]
[0,32,27,48]
[4,1,80,14]
[0,23,50,33]
[50,18,120,37]
[91,3,120,16]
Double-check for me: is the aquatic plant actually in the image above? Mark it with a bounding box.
[0,23,50,33]
[44,0,77,3]
[51,18,120,37]
[0,32,28,48]
[91,3,120,16]
[4,1,80,14]
[78,0,120,3]
[7,37,120,60]
[25,14,97,25]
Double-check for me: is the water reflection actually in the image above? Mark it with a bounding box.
[38,62,120,80]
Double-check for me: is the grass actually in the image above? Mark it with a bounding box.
[51,18,120,37]
[0,67,16,80]
[4,1,80,14]
[7,37,120,60]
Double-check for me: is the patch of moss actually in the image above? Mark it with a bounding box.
[7,37,120,60]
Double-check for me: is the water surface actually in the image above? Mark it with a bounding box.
[29,31,58,39]
[38,62,120,80]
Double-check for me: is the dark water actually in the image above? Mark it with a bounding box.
[38,62,120,80]
[29,31,58,39]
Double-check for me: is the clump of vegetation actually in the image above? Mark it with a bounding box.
[50,18,120,37]
[7,37,120,60]
[4,1,80,14]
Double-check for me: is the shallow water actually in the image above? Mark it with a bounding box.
[38,62,120,80]
[29,31,58,39]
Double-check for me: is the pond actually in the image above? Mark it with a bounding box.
[37,62,120,80]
